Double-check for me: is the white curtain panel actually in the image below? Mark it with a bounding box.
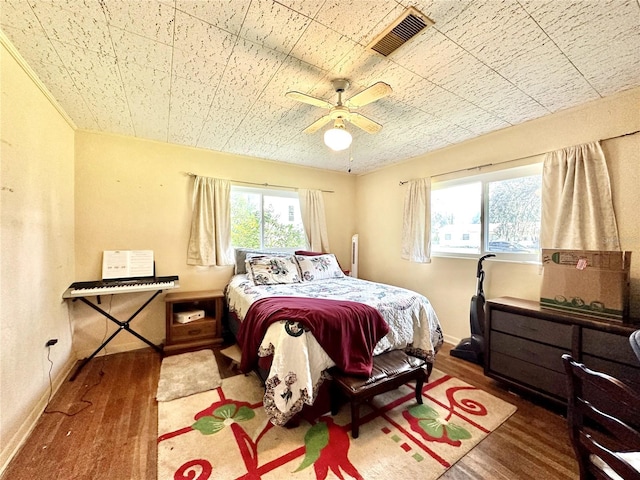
[401,178,432,263]
[298,188,330,252]
[541,141,620,250]
[187,176,233,266]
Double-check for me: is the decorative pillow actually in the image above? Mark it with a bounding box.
[295,250,345,272]
[295,253,345,281]
[247,255,302,285]
[234,248,291,275]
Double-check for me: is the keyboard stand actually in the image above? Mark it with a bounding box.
[69,289,165,381]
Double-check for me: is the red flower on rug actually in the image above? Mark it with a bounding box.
[294,416,363,480]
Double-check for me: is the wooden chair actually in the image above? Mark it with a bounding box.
[562,354,640,480]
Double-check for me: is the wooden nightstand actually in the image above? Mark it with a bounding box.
[163,290,225,355]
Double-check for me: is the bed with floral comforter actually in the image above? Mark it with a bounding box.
[225,273,444,426]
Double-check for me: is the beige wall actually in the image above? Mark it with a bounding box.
[355,87,640,345]
[0,42,76,470]
[73,131,357,356]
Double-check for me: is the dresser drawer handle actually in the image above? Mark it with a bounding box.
[188,329,202,336]
[522,325,539,332]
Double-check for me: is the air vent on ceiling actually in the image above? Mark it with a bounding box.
[367,7,434,57]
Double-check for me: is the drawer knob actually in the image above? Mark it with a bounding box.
[188,329,202,335]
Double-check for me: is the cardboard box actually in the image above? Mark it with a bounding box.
[540,249,631,321]
[174,309,205,324]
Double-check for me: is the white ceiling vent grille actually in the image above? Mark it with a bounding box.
[367,7,434,57]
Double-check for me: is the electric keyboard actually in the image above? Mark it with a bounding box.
[63,275,179,298]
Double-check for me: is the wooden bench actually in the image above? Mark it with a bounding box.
[330,350,432,438]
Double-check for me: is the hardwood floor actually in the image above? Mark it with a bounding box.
[1,343,578,480]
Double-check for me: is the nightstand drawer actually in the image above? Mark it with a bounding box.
[170,319,216,341]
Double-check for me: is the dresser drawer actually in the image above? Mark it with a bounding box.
[492,310,572,348]
[170,319,216,342]
[489,351,568,399]
[582,328,638,367]
[582,354,640,390]
[490,331,568,373]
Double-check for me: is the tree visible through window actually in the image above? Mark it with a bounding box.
[231,187,307,250]
[488,175,541,252]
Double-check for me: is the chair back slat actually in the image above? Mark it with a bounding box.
[562,354,640,480]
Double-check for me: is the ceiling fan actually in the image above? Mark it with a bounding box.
[286,79,392,151]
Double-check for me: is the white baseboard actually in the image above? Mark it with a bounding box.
[443,334,461,347]
[0,354,77,475]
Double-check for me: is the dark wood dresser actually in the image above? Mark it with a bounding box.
[484,297,640,404]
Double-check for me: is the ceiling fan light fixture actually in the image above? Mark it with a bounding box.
[324,122,352,151]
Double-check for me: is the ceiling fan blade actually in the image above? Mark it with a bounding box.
[349,113,383,134]
[286,91,334,109]
[303,115,332,134]
[345,82,392,108]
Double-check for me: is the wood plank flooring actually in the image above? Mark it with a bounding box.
[1,343,578,479]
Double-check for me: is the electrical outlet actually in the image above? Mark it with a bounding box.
[45,339,58,347]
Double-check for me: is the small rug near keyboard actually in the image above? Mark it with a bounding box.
[156,349,222,402]
[157,369,516,479]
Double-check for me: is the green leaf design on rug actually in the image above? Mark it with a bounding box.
[233,406,255,422]
[407,403,471,443]
[191,403,255,435]
[192,416,227,435]
[294,421,329,471]
[409,404,439,419]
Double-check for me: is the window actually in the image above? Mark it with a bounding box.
[431,164,542,261]
[230,186,307,251]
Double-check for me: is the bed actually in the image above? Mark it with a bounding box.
[225,250,444,426]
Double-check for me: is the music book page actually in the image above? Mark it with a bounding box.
[102,250,154,279]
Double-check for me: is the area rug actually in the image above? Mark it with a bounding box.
[156,349,222,402]
[157,369,516,479]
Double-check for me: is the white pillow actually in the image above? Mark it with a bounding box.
[295,254,345,281]
[234,248,290,275]
[247,255,301,285]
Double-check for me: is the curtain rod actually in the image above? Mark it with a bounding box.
[185,172,335,193]
[399,129,640,186]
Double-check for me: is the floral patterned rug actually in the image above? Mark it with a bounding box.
[157,369,516,480]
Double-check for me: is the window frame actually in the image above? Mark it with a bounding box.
[230,185,308,252]
[431,163,543,263]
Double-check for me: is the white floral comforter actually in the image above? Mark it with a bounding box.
[225,274,443,425]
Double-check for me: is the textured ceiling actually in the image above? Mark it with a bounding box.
[2,0,639,174]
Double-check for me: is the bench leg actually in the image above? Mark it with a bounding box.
[351,401,360,439]
[415,369,426,405]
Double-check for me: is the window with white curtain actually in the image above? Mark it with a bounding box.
[431,164,543,262]
[230,186,307,251]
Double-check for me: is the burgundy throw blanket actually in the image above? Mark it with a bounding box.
[237,296,389,377]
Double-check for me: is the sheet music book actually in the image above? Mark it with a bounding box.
[102,250,154,280]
